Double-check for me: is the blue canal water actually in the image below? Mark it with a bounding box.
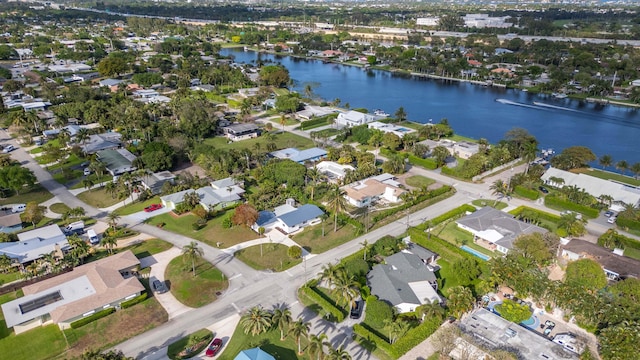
[222,48,640,165]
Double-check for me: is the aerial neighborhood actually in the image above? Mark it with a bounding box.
[1,2,640,360]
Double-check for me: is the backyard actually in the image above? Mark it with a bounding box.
[433,221,495,258]
[234,244,302,272]
[76,186,124,208]
[165,256,228,308]
[405,175,436,189]
[203,131,314,152]
[218,325,311,360]
[0,185,54,206]
[148,212,258,248]
[293,219,360,254]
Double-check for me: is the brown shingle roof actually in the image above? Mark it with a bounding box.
[344,179,405,202]
[562,239,640,279]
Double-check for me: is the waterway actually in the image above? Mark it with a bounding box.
[222,48,640,165]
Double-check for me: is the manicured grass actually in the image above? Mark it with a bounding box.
[29,147,43,154]
[148,212,257,248]
[63,296,168,359]
[0,290,23,339]
[293,219,360,254]
[49,202,71,214]
[471,199,508,210]
[405,175,436,189]
[203,131,314,152]
[272,88,290,96]
[622,246,640,261]
[0,271,21,287]
[167,328,212,360]
[165,256,228,308]
[0,325,66,360]
[218,325,310,360]
[573,168,640,187]
[69,174,113,189]
[127,238,174,259]
[235,244,302,272]
[76,186,123,208]
[113,196,161,216]
[309,128,339,137]
[52,169,83,185]
[435,221,474,245]
[0,185,54,206]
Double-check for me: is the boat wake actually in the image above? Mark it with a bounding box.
[533,102,582,113]
[495,98,548,110]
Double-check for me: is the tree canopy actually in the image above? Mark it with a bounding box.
[564,258,607,291]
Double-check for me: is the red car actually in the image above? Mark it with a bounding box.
[144,204,163,212]
[205,338,223,357]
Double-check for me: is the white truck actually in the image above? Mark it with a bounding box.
[87,229,99,245]
[63,221,85,235]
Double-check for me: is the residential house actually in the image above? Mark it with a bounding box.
[269,147,327,164]
[541,167,640,210]
[160,177,244,211]
[561,239,640,281]
[0,224,69,265]
[222,123,261,142]
[459,309,578,360]
[295,105,336,121]
[140,171,175,195]
[96,148,137,176]
[335,110,381,127]
[234,348,275,360]
[253,199,324,234]
[1,251,144,334]
[367,244,440,313]
[99,78,122,88]
[456,207,547,254]
[367,121,417,138]
[342,173,406,208]
[81,132,123,154]
[315,161,355,183]
[0,210,22,233]
[452,141,480,159]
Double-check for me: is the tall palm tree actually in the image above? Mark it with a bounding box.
[319,263,343,288]
[106,212,120,230]
[308,333,329,360]
[326,346,351,360]
[616,160,629,175]
[418,300,445,322]
[240,306,272,336]
[100,236,118,255]
[76,128,90,146]
[522,141,539,174]
[599,154,613,170]
[182,241,204,276]
[332,271,359,308]
[558,212,586,237]
[271,306,293,340]
[360,239,370,260]
[289,319,310,355]
[631,162,640,180]
[383,318,409,344]
[326,185,347,232]
[446,286,475,319]
[489,179,509,205]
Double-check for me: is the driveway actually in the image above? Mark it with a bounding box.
[140,247,194,320]
[125,207,172,224]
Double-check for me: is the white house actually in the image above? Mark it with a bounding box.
[0,224,69,265]
[367,121,417,138]
[253,199,324,234]
[160,177,244,211]
[315,161,355,183]
[335,110,381,127]
[342,173,406,208]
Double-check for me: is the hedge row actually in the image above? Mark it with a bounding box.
[509,206,561,222]
[423,204,476,229]
[121,292,147,309]
[598,229,640,250]
[300,117,329,130]
[70,308,115,329]
[379,147,398,158]
[407,155,438,170]
[616,217,640,232]
[353,323,397,358]
[409,228,473,261]
[300,286,345,322]
[514,185,539,200]
[392,317,442,356]
[544,195,599,219]
[371,186,454,223]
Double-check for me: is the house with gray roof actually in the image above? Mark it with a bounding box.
[252,199,324,234]
[0,224,69,265]
[140,171,175,195]
[81,132,123,154]
[269,147,327,164]
[99,78,122,87]
[160,181,244,212]
[1,250,143,334]
[456,207,547,254]
[222,123,261,142]
[0,210,22,233]
[367,246,441,313]
[97,148,137,176]
[561,239,640,281]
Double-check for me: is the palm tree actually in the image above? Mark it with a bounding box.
[326,185,347,232]
[489,179,509,205]
[418,300,445,322]
[332,271,358,308]
[326,346,351,360]
[280,114,286,132]
[68,234,91,264]
[383,318,409,344]
[81,178,94,190]
[394,106,407,122]
[599,154,613,170]
[616,160,629,175]
[105,181,118,199]
[446,286,475,319]
[558,212,586,237]
[182,241,204,276]
[289,319,310,355]
[106,212,120,230]
[76,128,90,146]
[360,239,369,260]
[631,162,640,180]
[319,263,343,288]
[240,306,272,336]
[271,306,293,340]
[522,141,539,174]
[308,333,328,360]
[100,236,118,255]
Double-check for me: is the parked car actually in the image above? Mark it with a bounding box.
[83,167,91,176]
[2,144,15,153]
[152,279,168,294]
[11,204,26,213]
[608,216,617,224]
[87,229,99,244]
[350,300,363,319]
[144,204,163,212]
[604,210,614,218]
[538,186,549,194]
[63,221,85,235]
[205,338,223,357]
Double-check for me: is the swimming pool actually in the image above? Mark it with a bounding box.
[397,127,411,132]
[461,245,491,261]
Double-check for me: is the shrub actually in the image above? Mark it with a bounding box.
[616,217,640,232]
[300,117,328,130]
[514,185,539,200]
[407,155,438,170]
[409,229,473,261]
[221,217,233,229]
[341,257,370,277]
[174,203,192,215]
[191,220,205,231]
[424,204,476,229]
[121,293,148,309]
[364,295,394,329]
[287,245,302,259]
[300,286,346,322]
[392,317,441,356]
[544,195,599,219]
[70,308,115,329]
[192,206,208,220]
[353,324,397,357]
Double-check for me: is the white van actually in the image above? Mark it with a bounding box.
[87,229,99,245]
[11,204,26,213]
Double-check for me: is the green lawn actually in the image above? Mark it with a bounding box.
[573,168,640,187]
[203,131,314,152]
[76,186,123,208]
[622,246,640,261]
[293,220,360,254]
[0,325,66,360]
[0,290,22,339]
[167,328,212,360]
[0,185,54,206]
[218,325,311,360]
[235,244,302,272]
[62,296,168,359]
[405,175,436,189]
[49,203,71,214]
[126,238,174,259]
[165,256,228,308]
[148,212,257,248]
[0,271,21,287]
[113,196,161,216]
[69,174,113,189]
[433,222,495,258]
[471,199,508,210]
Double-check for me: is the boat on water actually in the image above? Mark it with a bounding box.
[373,109,390,117]
[522,88,528,92]
[552,92,568,99]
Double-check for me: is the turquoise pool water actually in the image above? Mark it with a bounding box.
[461,245,491,261]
